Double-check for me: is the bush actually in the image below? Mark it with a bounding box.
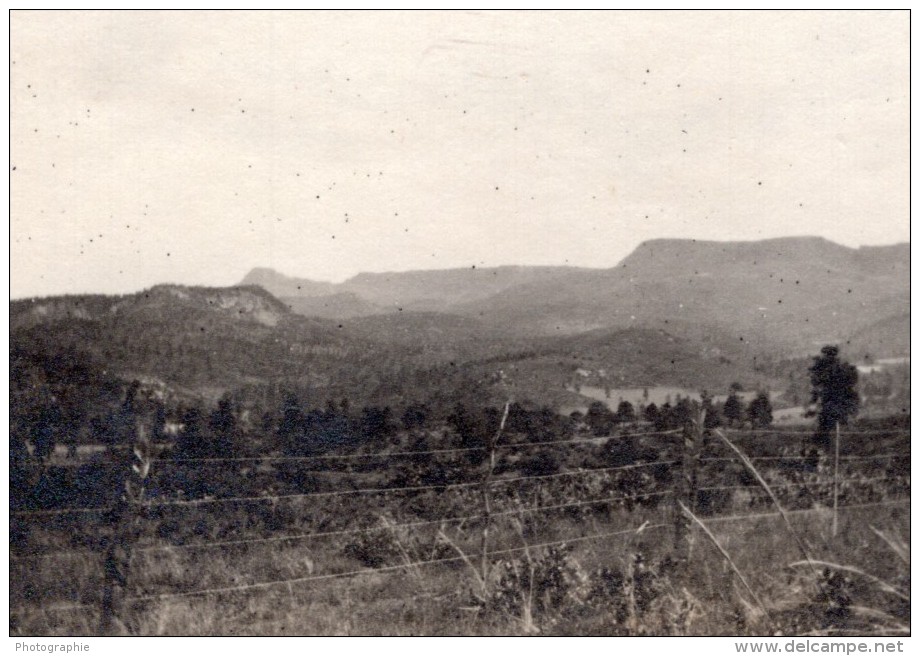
[487,545,590,626]
[518,450,562,477]
[343,526,402,568]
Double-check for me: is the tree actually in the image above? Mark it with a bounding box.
[360,406,395,443]
[401,402,429,430]
[152,400,167,441]
[209,395,239,455]
[670,398,693,429]
[537,405,572,441]
[447,403,488,466]
[32,400,62,462]
[519,449,561,477]
[277,393,304,456]
[654,402,672,432]
[448,403,479,448]
[506,401,533,434]
[809,346,859,435]
[176,406,207,459]
[700,392,722,429]
[10,431,34,506]
[585,401,615,436]
[723,391,743,427]
[747,392,773,428]
[614,400,636,424]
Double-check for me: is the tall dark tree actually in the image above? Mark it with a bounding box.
[176,406,207,459]
[700,392,722,429]
[402,402,430,430]
[723,391,743,427]
[278,393,304,455]
[123,379,141,415]
[809,346,859,434]
[505,401,532,434]
[747,392,773,429]
[152,400,167,441]
[447,403,488,466]
[448,403,479,448]
[585,401,615,436]
[614,400,636,424]
[301,403,353,452]
[209,395,239,455]
[654,402,672,432]
[360,406,395,443]
[10,431,34,507]
[32,401,62,462]
[670,397,693,430]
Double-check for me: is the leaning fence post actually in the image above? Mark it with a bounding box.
[479,401,510,595]
[100,421,150,635]
[674,403,703,563]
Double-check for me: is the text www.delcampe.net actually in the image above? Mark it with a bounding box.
[736,641,905,654]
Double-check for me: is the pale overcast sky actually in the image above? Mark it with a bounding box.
[10,10,909,298]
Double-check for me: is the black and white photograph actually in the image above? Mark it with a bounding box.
[8,9,910,638]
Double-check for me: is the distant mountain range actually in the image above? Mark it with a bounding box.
[242,237,909,357]
[10,237,908,410]
[241,265,584,317]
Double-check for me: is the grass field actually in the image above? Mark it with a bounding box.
[10,428,910,636]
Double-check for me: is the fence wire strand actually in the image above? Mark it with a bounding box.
[12,497,909,615]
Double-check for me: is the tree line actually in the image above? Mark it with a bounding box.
[10,344,862,476]
[577,388,775,437]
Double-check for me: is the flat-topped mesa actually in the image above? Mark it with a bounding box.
[619,236,851,267]
[611,236,910,285]
[231,236,908,352]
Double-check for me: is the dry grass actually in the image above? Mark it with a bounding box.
[12,426,909,636]
[10,501,908,636]
[678,500,769,626]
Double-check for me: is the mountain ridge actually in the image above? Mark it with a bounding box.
[236,237,908,357]
[10,237,908,410]
[240,237,908,297]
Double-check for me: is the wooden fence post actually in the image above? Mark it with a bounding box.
[479,401,510,595]
[674,403,703,563]
[100,421,150,635]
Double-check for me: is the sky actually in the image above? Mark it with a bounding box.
[9,10,910,298]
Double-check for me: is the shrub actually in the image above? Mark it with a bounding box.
[518,450,562,477]
[486,545,590,628]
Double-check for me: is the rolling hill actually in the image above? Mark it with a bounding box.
[452,238,909,353]
[10,285,376,402]
[12,237,907,419]
[242,237,909,357]
[841,313,911,362]
[240,265,588,315]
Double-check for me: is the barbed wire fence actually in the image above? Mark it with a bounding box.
[9,423,911,634]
